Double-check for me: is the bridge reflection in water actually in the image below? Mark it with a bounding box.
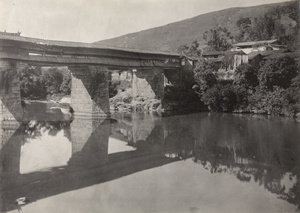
[0,112,300,212]
[0,112,194,212]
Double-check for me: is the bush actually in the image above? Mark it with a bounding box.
[20,66,47,100]
[194,58,218,93]
[233,64,258,89]
[249,86,289,115]
[233,85,250,111]
[201,84,237,112]
[258,56,298,90]
[285,74,300,104]
[20,66,71,100]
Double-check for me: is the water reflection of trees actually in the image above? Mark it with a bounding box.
[193,140,299,210]
[188,113,300,210]
[22,120,71,142]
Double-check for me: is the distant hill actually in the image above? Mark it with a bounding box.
[94,1,296,53]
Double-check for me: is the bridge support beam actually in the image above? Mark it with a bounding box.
[0,61,24,122]
[132,68,164,104]
[69,65,110,118]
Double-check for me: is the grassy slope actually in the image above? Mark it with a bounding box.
[94,1,293,53]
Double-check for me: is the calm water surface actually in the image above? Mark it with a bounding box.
[0,106,300,213]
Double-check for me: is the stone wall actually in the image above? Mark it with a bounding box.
[69,65,110,117]
[0,61,24,122]
[132,68,164,100]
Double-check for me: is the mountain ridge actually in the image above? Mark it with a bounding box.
[94,1,295,53]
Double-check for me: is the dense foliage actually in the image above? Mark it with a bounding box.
[175,1,299,116]
[20,66,71,100]
[203,27,235,51]
[258,57,298,89]
[178,40,202,58]
[236,1,299,50]
[194,56,299,116]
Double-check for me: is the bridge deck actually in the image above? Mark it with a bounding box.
[0,32,180,68]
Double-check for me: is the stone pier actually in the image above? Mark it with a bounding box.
[132,68,164,101]
[69,65,110,118]
[0,61,24,177]
[0,61,24,122]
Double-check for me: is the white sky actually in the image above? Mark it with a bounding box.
[0,0,289,43]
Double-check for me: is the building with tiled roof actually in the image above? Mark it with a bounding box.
[231,39,286,54]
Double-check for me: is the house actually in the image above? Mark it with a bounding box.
[217,51,248,80]
[201,51,249,80]
[180,55,198,71]
[231,39,286,54]
[202,51,248,70]
[199,40,292,81]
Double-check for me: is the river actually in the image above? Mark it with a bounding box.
[0,106,299,213]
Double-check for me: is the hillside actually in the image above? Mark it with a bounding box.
[94,1,296,53]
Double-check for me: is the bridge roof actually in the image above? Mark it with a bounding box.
[0,32,179,57]
[0,32,181,68]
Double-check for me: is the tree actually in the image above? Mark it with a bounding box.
[233,64,259,89]
[285,74,300,104]
[203,27,234,51]
[20,66,46,99]
[19,66,72,100]
[194,58,218,93]
[249,86,289,115]
[60,72,71,95]
[245,2,298,48]
[42,68,64,95]
[201,84,237,112]
[236,17,252,42]
[177,40,202,58]
[258,56,298,90]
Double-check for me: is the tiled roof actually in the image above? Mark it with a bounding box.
[232,39,278,47]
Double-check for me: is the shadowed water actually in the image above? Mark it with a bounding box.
[0,107,299,213]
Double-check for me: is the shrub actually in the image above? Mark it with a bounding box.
[201,84,237,112]
[194,58,218,93]
[258,56,298,90]
[249,86,289,115]
[233,84,250,111]
[233,64,258,89]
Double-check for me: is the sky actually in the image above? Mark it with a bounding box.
[0,0,289,43]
